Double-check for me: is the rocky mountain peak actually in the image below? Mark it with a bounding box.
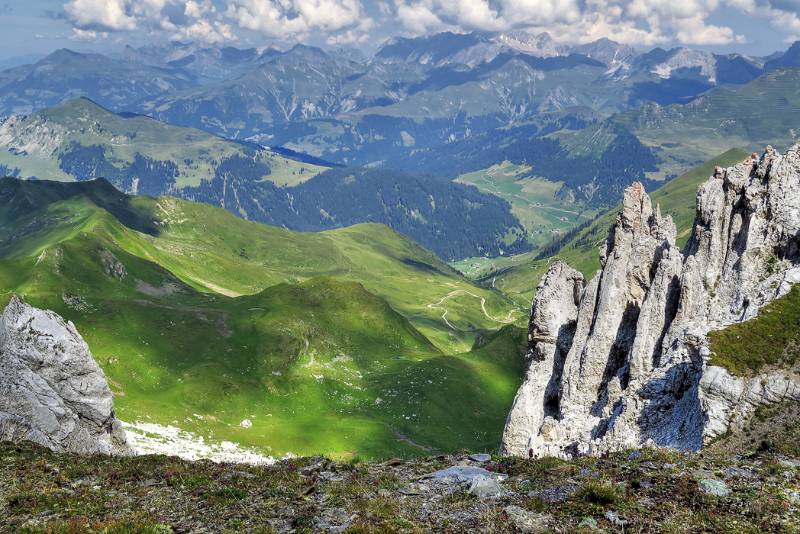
[502,144,800,458]
[0,296,130,455]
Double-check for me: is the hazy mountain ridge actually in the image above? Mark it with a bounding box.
[1,35,799,255]
[0,34,793,171]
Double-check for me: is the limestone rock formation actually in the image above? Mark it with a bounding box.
[0,296,130,454]
[503,144,800,457]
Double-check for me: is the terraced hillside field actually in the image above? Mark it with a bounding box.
[0,177,527,458]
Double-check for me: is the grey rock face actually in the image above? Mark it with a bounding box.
[0,296,130,455]
[467,476,504,498]
[503,144,800,457]
[698,478,731,497]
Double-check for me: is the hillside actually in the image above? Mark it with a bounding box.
[1,42,793,220]
[614,68,800,180]
[455,161,603,249]
[0,97,326,188]
[0,177,527,458]
[432,68,800,216]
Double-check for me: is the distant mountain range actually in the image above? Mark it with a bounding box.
[0,33,796,160]
[1,33,799,258]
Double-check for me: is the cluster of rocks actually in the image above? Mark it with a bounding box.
[0,296,130,455]
[503,144,800,458]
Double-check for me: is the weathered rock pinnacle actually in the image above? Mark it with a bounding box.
[0,296,130,455]
[502,144,800,458]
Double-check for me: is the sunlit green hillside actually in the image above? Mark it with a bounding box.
[0,177,526,458]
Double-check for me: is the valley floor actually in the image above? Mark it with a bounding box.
[1,441,798,533]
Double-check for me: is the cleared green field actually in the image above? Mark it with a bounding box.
[455,161,600,250]
[0,177,526,458]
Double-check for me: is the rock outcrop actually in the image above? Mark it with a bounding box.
[0,296,130,455]
[503,144,800,457]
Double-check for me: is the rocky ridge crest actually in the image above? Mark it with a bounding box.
[503,144,800,457]
[0,296,130,455]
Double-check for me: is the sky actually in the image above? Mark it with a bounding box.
[0,0,798,62]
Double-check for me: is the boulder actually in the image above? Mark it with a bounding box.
[0,296,130,455]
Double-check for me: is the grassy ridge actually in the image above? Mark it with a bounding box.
[0,98,325,187]
[0,177,523,353]
[0,177,526,458]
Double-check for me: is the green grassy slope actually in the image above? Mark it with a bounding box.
[0,177,523,353]
[455,161,602,249]
[709,283,800,376]
[478,148,750,304]
[0,177,526,458]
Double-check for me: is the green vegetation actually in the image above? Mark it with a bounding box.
[455,161,601,249]
[574,481,621,506]
[0,177,527,458]
[616,69,800,181]
[710,401,800,457]
[0,99,532,261]
[709,283,800,376]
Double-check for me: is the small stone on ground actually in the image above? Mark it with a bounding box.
[698,478,731,497]
[504,505,551,533]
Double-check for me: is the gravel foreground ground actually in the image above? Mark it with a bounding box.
[1,441,798,533]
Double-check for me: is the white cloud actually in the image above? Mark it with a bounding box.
[172,19,237,44]
[387,0,749,46]
[326,16,374,44]
[59,0,800,49]
[394,1,447,34]
[500,0,582,26]
[69,27,109,41]
[64,0,137,31]
[225,0,369,39]
[63,0,236,43]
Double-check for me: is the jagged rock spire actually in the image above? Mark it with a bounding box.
[502,145,800,458]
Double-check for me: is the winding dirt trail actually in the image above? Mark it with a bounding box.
[426,290,522,330]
